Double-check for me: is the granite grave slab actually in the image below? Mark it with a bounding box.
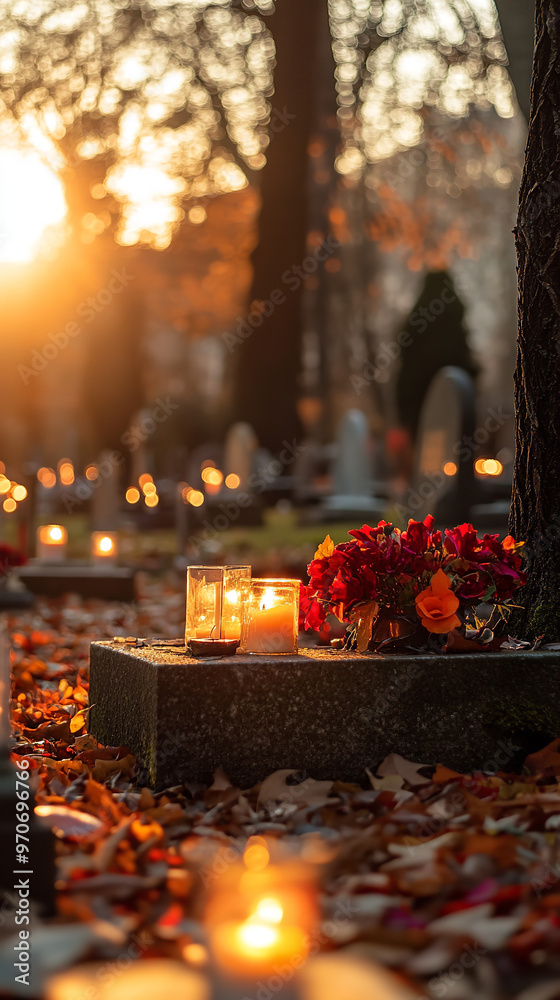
[89,642,560,790]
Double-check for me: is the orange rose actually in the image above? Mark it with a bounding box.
[415,568,461,634]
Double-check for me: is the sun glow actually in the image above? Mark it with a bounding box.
[0,148,66,263]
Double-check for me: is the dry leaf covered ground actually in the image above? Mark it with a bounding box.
[4,576,560,999]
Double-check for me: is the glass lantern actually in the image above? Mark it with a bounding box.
[241,579,300,654]
[185,566,251,642]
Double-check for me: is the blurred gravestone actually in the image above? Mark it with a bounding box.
[322,410,385,520]
[91,449,121,531]
[128,409,154,487]
[175,483,190,557]
[224,423,258,490]
[408,367,476,524]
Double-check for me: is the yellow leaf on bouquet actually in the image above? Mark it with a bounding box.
[314,534,335,560]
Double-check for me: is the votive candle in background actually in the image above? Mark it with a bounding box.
[36,524,67,562]
[91,531,118,565]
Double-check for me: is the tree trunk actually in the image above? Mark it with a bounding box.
[233,0,326,453]
[510,0,560,640]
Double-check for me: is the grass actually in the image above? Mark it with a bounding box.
[3,509,358,566]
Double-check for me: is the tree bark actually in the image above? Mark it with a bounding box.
[233,0,326,453]
[510,0,560,639]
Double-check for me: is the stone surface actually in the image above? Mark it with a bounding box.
[89,642,560,790]
[19,566,136,601]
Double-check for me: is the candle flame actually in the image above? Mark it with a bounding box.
[98,536,114,554]
[261,588,277,611]
[255,898,283,924]
[49,526,63,541]
[237,922,279,951]
[226,590,239,605]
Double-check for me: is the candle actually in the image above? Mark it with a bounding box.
[247,601,294,653]
[45,960,209,1000]
[91,531,118,564]
[186,566,250,642]
[36,524,67,562]
[211,909,309,978]
[241,580,300,655]
[205,838,318,982]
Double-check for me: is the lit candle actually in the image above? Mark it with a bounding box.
[205,838,318,982]
[242,580,300,654]
[91,532,118,565]
[211,904,309,978]
[36,524,67,562]
[45,960,209,1000]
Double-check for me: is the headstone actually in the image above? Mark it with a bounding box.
[129,409,153,489]
[322,410,385,520]
[408,366,476,524]
[223,423,258,491]
[175,482,190,556]
[90,449,121,531]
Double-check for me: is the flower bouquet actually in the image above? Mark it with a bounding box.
[300,517,527,653]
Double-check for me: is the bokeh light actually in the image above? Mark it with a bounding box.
[58,461,75,486]
[38,467,56,489]
[187,489,204,508]
[475,458,503,476]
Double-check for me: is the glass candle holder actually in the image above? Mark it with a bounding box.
[91,532,118,565]
[204,838,318,981]
[36,524,67,562]
[185,566,251,642]
[241,579,300,654]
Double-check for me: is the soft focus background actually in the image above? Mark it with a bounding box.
[0,0,534,572]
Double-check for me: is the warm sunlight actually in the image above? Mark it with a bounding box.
[0,148,67,263]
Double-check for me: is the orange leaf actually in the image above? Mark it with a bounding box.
[350,602,379,653]
[70,712,86,733]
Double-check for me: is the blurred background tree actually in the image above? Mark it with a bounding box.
[0,0,526,467]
